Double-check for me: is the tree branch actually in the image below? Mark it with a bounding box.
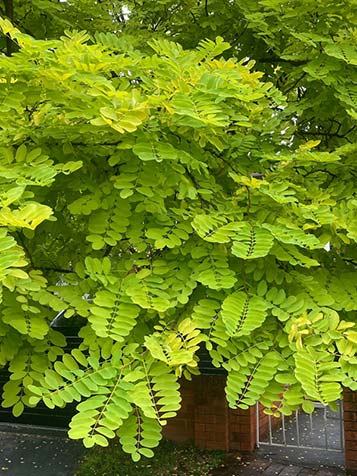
[4,0,14,56]
[15,232,34,268]
[205,0,209,16]
[256,57,309,66]
[71,141,122,147]
[36,267,74,274]
[284,73,306,94]
[297,130,353,140]
[190,11,200,26]
[341,258,357,268]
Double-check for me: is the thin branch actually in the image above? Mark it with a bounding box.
[183,166,211,208]
[152,17,163,32]
[36,267,74,274]
[4,0,13,21]
[302,169,337,179]
[71,141,122,147]
[341,258,357,267]
[257,57,309,66]
[15,232,34,268]
[343,125,356,137]
[244,185,251,217]
[190,11,200,26]
[229,23,249,48]
[284,73,306,94]
[297,129,354,140]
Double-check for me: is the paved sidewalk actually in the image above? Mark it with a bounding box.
[238,460,345,476]
[0,429,85,476]
[212,455,346,476]
[0,427,349,476]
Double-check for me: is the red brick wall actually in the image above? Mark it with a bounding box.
[228,405,256,452]
[163,375,258,452]
[258,403,269,440]
[163,378,195,443]
[194,375,230,450]
[344,388,357,473]
[165,380,357,473]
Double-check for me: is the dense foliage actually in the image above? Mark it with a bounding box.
[0,0,356,461]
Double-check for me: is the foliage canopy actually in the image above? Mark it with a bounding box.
[0,0,356,460]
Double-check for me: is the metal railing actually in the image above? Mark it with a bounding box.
[256,401,344,452]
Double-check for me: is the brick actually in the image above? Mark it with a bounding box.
[344,412,357,422]
[229,424,240,432]
[205,423,227,432]
[194,423,205,433]
[240,441,255,452]
[346,449,357,461]
[165,375,257,453]
[194,415,205,424]
[229,414,241,422]
[347,442,357,451]
[345,421,357,431]
[345,394,357,404]
[237,433,253,443]
[195,414,216,424]
[229,442,241,450]
[345,431,357,441]
[213,431,226,442]
[238,414,252,422]
[200,440,226,450]
[230,432,241,443]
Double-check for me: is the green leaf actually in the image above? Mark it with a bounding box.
[231,223,274,259]
[221,292,268,337]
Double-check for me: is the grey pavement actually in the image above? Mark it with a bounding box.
[260,406,344,451]
[215,458,347,476]
[254,401,346,473]
[0,426,85,476]
[0,424,350,476]
[256,445,345,469]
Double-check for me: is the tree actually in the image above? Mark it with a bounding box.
[0,0,356,460]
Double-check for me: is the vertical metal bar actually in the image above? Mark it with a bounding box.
[281,413,287,446]
[256,403,260,448]
[295,410,300,446]
[268,414,273,444]
[324,406,329,449]
[255,399,345,452]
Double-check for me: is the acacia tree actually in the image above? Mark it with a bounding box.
[0,0,356,460]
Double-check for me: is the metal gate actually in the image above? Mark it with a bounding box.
[256,401,345,452]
